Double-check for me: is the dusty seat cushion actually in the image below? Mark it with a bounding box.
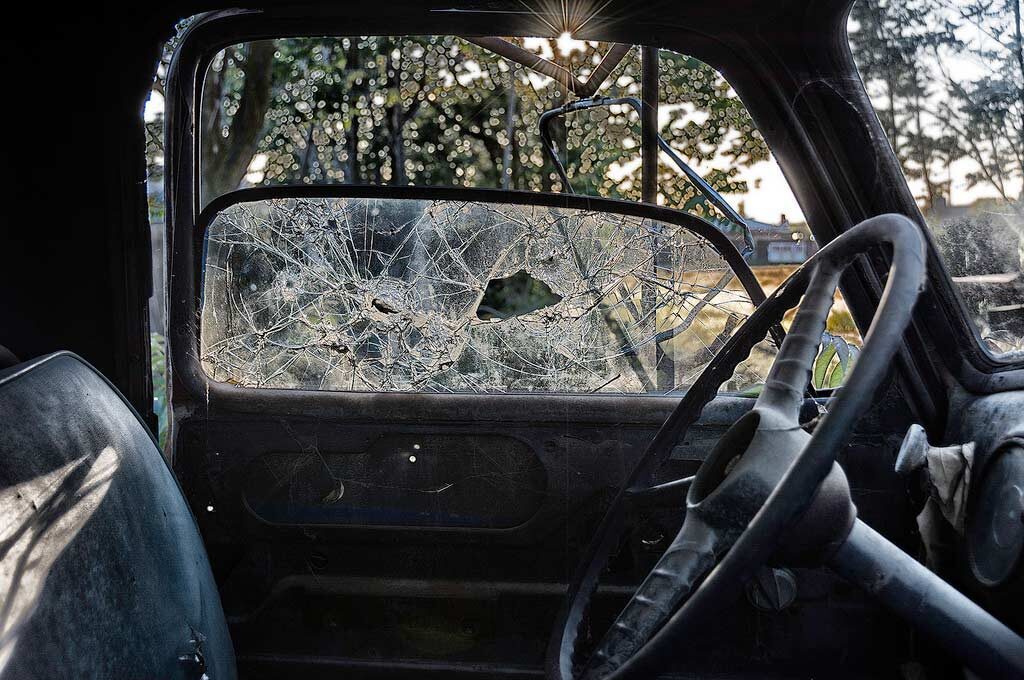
[0,352,234,680]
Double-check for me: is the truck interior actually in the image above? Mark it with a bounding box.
[3,1,1024,679]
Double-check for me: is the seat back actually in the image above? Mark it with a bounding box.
[0,352,235,680]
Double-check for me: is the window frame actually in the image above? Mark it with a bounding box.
[166,6,1024,438]
[166,13,802,419]
[186,182,771,411]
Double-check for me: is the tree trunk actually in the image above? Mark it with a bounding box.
[200,41,275,200]
[1012,0,1024,195]
[913,94,937,211]
[388,105,407,185]
[341,42,366,184]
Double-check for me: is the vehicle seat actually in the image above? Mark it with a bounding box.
[0,352,235,680]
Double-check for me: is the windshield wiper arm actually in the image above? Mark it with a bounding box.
[539,95,754,258]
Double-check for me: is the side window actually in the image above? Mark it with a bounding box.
[849,1,1024,359]
[200,196,764,394]
[197,38,802,227]
[192,35,855,394]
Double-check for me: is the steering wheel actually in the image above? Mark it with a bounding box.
[547,214,1024,680]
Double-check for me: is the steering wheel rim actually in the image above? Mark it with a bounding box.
[547,213,927,680]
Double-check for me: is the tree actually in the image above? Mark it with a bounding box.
[848,0,956,210]
[658,51,769,205]
[201,42,275,199]
[148,33,770,215]
[930,0,1024,217]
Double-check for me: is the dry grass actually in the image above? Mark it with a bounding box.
[650,264,861,388]
[751,266,860,344]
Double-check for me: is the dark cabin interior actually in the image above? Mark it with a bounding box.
[2,2,1024,679]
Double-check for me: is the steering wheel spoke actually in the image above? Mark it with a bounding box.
[623,476,694,511]
[830,519,1024,678]
[583,518,725,678]
[756,264,841,425]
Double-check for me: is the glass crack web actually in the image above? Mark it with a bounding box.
[200,197,768,393]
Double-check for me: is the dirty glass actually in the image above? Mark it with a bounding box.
[848,1,1024,360]
[200,197,768,393]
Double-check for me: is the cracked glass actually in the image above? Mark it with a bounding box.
[200,197,768,393]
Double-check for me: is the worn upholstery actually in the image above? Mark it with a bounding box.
[0,352,235,680]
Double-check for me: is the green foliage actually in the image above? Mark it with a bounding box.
[737,384,763,397]
[735,331,860,397]
[476,271,562,320]
[150,332,168,449]
[826,308,858,336]
[190,36,769,212]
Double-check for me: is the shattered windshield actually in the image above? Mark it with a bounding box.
[200,196,771,394]
[849,1,1024,359]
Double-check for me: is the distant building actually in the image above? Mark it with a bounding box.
[744,213,817,266]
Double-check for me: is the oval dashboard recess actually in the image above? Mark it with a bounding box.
[243,432,547,528]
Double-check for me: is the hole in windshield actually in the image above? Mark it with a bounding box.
[476,271,562,320]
